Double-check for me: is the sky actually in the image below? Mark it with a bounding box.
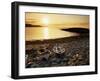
[25,12,89,29]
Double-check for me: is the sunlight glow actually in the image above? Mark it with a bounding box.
[42,17,49,26]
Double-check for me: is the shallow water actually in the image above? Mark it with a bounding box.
[25,27,79,41]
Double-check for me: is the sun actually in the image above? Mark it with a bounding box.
[42,16,49,26]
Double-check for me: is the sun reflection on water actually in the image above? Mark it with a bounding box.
[44,27,49,39]
[25,27,79,41]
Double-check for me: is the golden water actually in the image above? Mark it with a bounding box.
[25,27,78,41]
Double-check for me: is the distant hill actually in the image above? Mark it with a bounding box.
[61,28,89,34]
[25,24,42,27]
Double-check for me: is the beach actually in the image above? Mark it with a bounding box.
[25,34,89,68]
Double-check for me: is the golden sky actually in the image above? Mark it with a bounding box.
[25,12,89,29]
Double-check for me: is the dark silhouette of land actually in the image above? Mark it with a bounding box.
[61,28,89,36]
[25,24,42,27]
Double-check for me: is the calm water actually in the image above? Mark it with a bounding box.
[25,27,79,41]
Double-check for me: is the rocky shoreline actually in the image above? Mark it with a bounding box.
[25,35,89,68]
